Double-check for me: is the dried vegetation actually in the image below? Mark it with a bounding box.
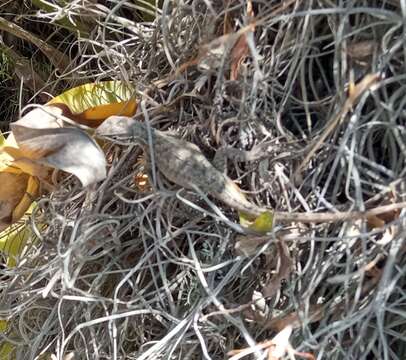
[1,0,406,359]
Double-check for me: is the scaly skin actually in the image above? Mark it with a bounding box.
[97,116,265,217]
[152,132,264,217]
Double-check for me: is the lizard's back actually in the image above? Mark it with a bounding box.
[153,131,262,216]
[153,131,227,193]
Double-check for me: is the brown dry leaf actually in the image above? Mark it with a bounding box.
[366,215,385,229]
[229,0,254,80]
[370,195,401,225]
[1,154,50,179]
[0,133,41,236]
[262,241,293,298]
[0,172,30,232]
[230,34,250,80]
[9,106,106,186]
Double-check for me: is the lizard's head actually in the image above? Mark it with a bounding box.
[96,115,138,136]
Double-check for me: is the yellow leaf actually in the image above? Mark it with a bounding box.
[0,340,14,360]
[0,320,7,332]
[47,80,137,127]
[48,81,134,111]
[81,100,137,121]
[239,211,274,234]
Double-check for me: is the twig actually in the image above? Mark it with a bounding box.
[274,201,406,223]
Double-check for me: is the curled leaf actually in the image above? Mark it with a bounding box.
[47,81,137,128]
[0,132,40,265]
[10,108,106,186]
[230,0,255,81]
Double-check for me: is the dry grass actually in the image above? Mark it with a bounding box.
[1,1,406,359]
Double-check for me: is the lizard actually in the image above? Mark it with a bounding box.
[95,116,406,225]
[96,115,264,218]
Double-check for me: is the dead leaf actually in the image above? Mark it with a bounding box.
[229,0,255,80]
[230,34,250,80]
[0,80,136,268]
[370,196,401,225]
[228,326,294,360]
[266,326,292,360]
[46,80,137,125]
[0,172,30,232]
[9,106,106,186]
[0,133,41,258]
[263,241,293,298]
[367,215,385,229]
[49,100,137,128]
